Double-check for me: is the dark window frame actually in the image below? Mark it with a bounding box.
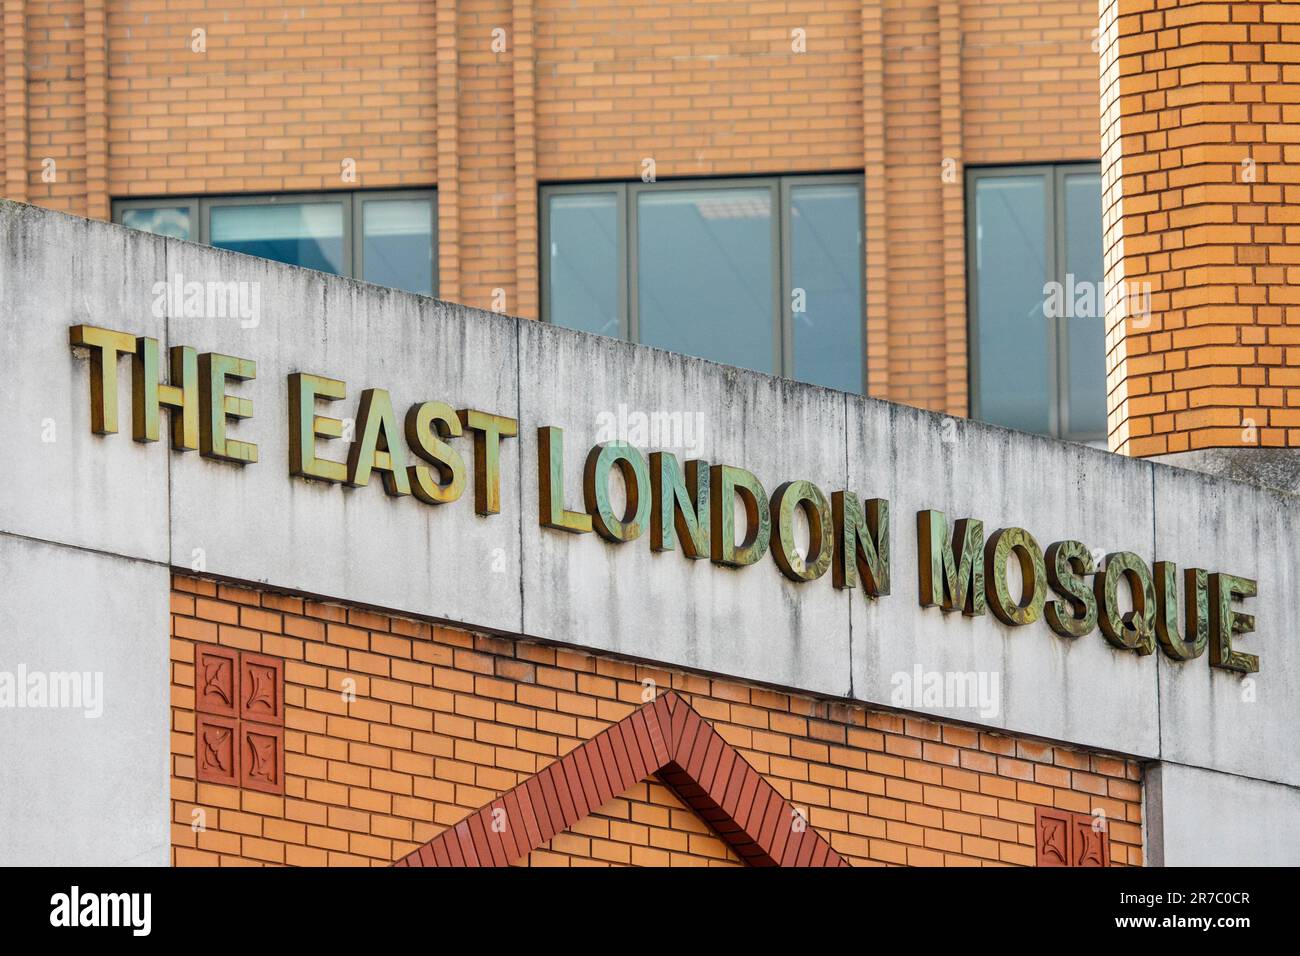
[112,189,438,296]
[965,162,1104,443]
[540,174,866,393]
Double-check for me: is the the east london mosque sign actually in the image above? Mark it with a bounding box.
[68,324,1262,675]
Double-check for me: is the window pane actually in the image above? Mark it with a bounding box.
[972,175,1051,435]
[1062,172,1106,439]
[547,192,620,337]
[636,187,773,374]
[790,183,863,392]
[362,197,434,295]
[121,206,191,241]
[209,202,345,275]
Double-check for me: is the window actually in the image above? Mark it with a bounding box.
[113,190,437,296]
[542,176,865,393]
[967,164,1105,442]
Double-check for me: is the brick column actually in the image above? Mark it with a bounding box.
[1100,0,1300,489]
[436,0,461,303]
[512,0,538,320]
[3,0,26,203]
[939,0,967,417]
[84,0,108,221]
[862,0,888,399]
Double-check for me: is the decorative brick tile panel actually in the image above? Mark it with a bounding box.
[1035,806,1111,868]
[193,643,285,796]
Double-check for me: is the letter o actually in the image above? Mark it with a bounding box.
[984,527,1047,626]
[583,443,650,542]
[770,481,833,582]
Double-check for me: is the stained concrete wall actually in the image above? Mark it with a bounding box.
[1146,763,1300,867]
[1,200,1296,864]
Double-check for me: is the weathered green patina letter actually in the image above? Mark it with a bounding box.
[917,510,984,615]
[1209,572,1259,673]
[1095,552,1156,655]
[347,388,410,496]
[984,527,1047,626]
[584,442,650,543]
[1044,540,1097,638]
[710,465,770,567]
[770,481,833,583]
[1154,562,1209,662]
[649,452,709,558]
[831,492,889,596]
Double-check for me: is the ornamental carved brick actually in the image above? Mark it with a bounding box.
[1035,806,1110,868]
[240,653,284,723]
[240,723,285,795]
[195,645,239,719]
[194,645,285,794]
[195,714,239,787]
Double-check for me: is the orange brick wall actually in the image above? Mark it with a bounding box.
[105,1,439,197]
[1100,0,1300,456]
[1,0,1105,419]
[169,573,1144,867]
[522,777,744,866]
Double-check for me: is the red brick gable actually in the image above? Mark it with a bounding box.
[394,690,849,867]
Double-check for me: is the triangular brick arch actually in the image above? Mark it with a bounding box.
[394,690,849,867]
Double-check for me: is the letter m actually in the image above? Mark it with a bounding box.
[917,510,985,615]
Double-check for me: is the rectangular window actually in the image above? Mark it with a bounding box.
[542,175,865,392]
[967,164,1105,442]
[113,190,437,297]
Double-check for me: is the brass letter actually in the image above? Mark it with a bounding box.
[347,388,410,496]
[538,426,591,534]
[132,337,199,449]
[69,325,137,434]
[459,409,518,515]
[1209,572,1259,673]
[1095,552,1156,655]
[710,465,769,567]
[584,443,651,543]
[831,492,890,596]
[1154,562,1209,662]
[405,401,466,505]
[199,353,257,464]
[1044,540,1097,638]
[649,452,710,558]
[917,510,985,615]
[288,372,347,483]
[770,481,833,583]
[984,527,1047,626]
